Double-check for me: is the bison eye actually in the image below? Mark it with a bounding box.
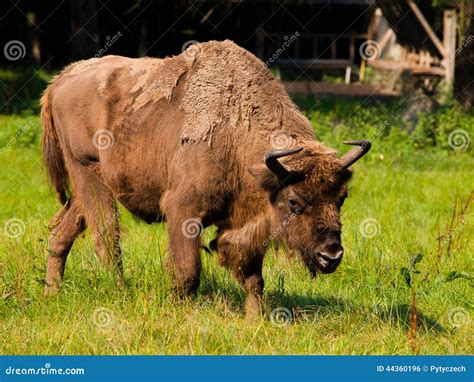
[288,199,298,208]
[288,199,302,213]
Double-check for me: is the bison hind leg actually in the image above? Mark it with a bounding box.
[65,164,124,285]
[45,200,86,295]
[84,193,124,284]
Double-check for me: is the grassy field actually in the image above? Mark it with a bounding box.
[0,101,472,355]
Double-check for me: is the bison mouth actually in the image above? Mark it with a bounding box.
[303,250,342,276]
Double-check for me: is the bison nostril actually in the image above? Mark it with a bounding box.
[327,242,343,254]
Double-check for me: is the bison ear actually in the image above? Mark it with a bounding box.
[248,165,281,191]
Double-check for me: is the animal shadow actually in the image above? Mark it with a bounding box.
[266,292,445,333]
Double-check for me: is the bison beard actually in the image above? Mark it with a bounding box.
[40,40,370,317]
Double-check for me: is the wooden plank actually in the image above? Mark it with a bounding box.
[407,0,447,57]
[443,9,457,85]
[368,58,446,76]
[377,28,394,51]
[282,81,401,97]
[277,59,352,70]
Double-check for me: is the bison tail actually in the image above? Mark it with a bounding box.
[41,88,69,205]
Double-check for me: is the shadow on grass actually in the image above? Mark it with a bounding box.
[197,266,445,333]
[266,292,444,333]
[197,267,246,311]
[61,258,444,334]
[378,304,444,333]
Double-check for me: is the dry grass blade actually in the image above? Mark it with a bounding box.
[408,286,420,355]
[435,191,473,273]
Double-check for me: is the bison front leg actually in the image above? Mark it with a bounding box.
[163,196,202,295]
[166,218,202,295]
[239,256,265,319]
[218,233,266,319]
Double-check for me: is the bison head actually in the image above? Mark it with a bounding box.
[249,140,371,276]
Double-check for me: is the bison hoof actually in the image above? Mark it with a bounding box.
[245,294,264,320]
[44,282,61,297]
[174,279,200,298]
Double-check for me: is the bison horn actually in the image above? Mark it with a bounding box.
[340,140,371,169]
[265,147,303,182]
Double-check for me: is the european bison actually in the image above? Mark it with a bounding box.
[41,40,370,315]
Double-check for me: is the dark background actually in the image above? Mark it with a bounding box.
[0,0,472,112]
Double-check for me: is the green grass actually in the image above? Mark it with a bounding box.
[0,105,472,355]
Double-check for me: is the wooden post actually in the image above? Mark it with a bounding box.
[345,66,351,84]
[359,59,366,81]
[367,8,381,40]
[408,0,446,57]
[443,9,457,87]
[349,33,355,63]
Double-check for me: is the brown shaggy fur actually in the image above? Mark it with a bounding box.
[41,40,366,315]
